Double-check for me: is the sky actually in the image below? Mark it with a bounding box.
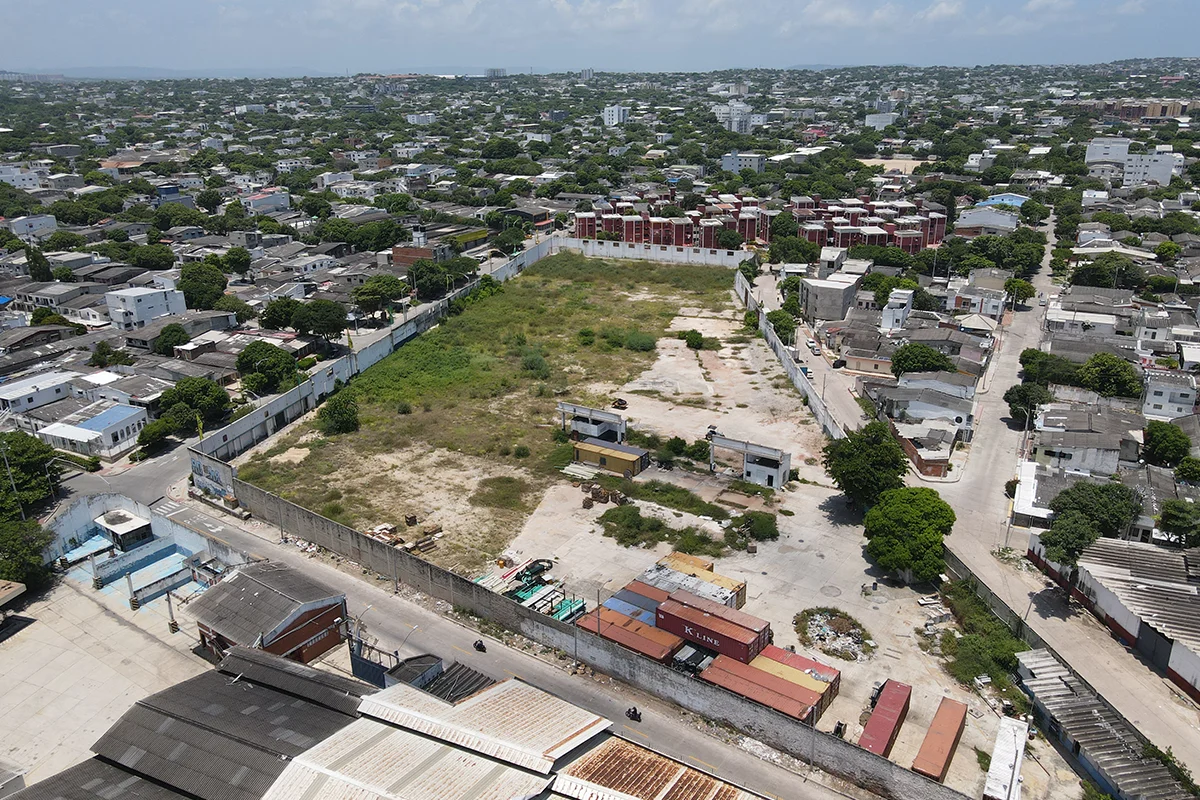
[7,0,1198,76]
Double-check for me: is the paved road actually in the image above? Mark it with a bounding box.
[922,218,1200,772]
[148,496,854,800]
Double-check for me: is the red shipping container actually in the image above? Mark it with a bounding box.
[592,607,682,651]
[912,697,968,783]
[667,590,771,637]
[759,644,842,694]
[576,610,680,663]
[625,580,669,604]
[708,655,824,717]
[700,663,813,723]
[656,600,766,663]
[859,679,912,757]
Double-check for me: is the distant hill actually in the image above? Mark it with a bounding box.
[786,64,847,71]
[22,66,337,79]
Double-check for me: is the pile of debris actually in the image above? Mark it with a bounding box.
[801,609,875,662]
[580,482,628,509]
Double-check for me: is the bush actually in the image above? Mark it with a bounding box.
[297,356,317,370]
[742,310,758,331]
[577,328,595,345]
[1004,478,1019,498]
[725,511,780,549]
[397,401,413,415]
[664,436,688,456]
[520,349,550,379]
[654,449,675,468]
[596,477,729,519]
[624,330,657,351]
[597,505,725,557]
[318,391,359,434]
[513,444,530,458]
[681,329,704,349]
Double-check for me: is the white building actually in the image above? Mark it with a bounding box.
[275,157,312,173]
[243,189,291,214]
[864,112,899,131]
[720,150,765,173]
[405,113,437,125]
[1085,137,1131,164]
[1123,153,1174,187]
[314,171,353,190]
[234,104,266,115]
[0,371,82,413]
[1143,370,1196,421]
[602,105,630,127]
[105,287,187,331]
[37,401,147,460]
[0,166,41,190]
[881,288,914,332]
[5,214,57,242]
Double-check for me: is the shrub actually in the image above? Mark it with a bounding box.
[520,349,550,379]
[1004,478,1019,498]
[624,330,657,351]
[397,401,413,415]
[297,356,317,369]
[681,329,704,349]
[577,328,595,345]
[513,444,530,458]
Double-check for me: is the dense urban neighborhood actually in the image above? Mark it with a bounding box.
[2,54,1200,800]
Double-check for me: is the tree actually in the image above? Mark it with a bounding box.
[1155,241,1182,264]
[51,266,77,282]
[481,138,521,160]
[1019,200,1050,225]
[1144,421,1191,468]
[1005,278,1036,306]
[715,228,744,250]
[318,390,359,434]
[1003,383,1054,422]
[25,246,52,282]
[822,421,909,508]
[45,230,87,251]
[891,342,955,378]
[214,295,256,323]
[1176,456,1200,484]
[300,196,332,219]
[863,487,955,583]
[235,341,297,393]
[1076,353,1140,398]
[292,299,347,341]
[1159,499,1200,548]
[29,308,84,334]
[195,188,222,214]
[0,520,55,590]
[1048,482,1141,540]
[0,431,61,521]
[765,309,796,341]
[1019,348,1079,386]
[153,323,191,356]
[161,402,201,436]
[223,246,252,274]
[493,227,526,255]
[87,341,135,368]
[769,236,819,264]
[260,297,303,330]
[159,377,230,422]
[770,214,799,240]
[352,274,406,318]
[177,262,227,310]
[128,243,177,270]
[1040,510,1098,567]
[136,418,173,453]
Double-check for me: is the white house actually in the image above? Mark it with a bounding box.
[243,189,291,214]
[37,401,148,460]
[314,171,354,190]
[105,287,187,331]
[5,214,58,242]
[881,288,913,332]
[0,371,83,413]
[1143,370,1196,421]
[406,113,437,125]
[0,166,40,190]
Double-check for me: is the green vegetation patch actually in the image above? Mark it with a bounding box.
[597,505,725,557]
[469,476,532,511]
[595,477,729,520]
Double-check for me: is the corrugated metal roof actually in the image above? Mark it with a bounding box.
[91,669,357,800]
[554,737,763,800]
[218,646,371,716]
[7,758,190,800]
[358,679,610,774]
[187,562,343,646]
[261,718,552,800]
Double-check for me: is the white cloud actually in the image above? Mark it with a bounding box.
[920,0,963,20]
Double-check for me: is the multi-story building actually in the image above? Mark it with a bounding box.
[721,150,765,173]
[0,371,82,413]
[1143,371,1196,421]
[105,287,187,331]
[602,105,630,127]
[1085,137,1132,164]
[406,113,437,125]
[1123,153,1175,187]
[5,214,57,242]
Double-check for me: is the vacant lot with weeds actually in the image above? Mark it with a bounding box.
[235,252,737,571]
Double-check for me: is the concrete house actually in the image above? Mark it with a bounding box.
[1143,371,1196,421]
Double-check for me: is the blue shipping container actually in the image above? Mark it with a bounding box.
[613,589,659,614]
[602,596,657,627]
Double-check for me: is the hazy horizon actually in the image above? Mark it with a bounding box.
[5,0,1197,77]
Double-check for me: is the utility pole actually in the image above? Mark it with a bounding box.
[1,442,24,520]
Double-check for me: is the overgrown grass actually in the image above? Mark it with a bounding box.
[728,479,775,498]
[595,477,730,519]
[597,505,725,557]
[939,581,1031,713]
[469,476,532,511]
[974,747,992,772]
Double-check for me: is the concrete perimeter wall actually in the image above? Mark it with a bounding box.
[560,237,746,267]
[232,477,967,800]
[734,270,845,440]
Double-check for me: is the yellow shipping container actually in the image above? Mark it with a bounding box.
[751,654,833,714]
[658,554,747,608]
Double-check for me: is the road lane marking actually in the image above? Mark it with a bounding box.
[689,756,718,771]
[503,669,521,678]
[622,725,647,738]
[452,645,471,655]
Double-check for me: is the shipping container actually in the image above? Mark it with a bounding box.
[639,564,737,607]
[750,655,833,716]
[612,588,659,615]
[663,551,714,571]
[700,662,813,723]
[625,580,669,604]
[577,610,682,663]
[859,679,911,757]
[667,590,771,637]
[758,644,841,694]
[912,697,968,783]
[593,607,682,650]
[657,555,747,607]
[601,596,657,627]
[656,599,767,663]
[708,655,824,719]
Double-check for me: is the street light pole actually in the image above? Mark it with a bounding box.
[2,442,24,520]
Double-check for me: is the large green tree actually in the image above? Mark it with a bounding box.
[822,421,908,508]
[1039,510,1098,567]
[25,246,52,282]
[318,390,359,434]
[1004,278,1036,306]
[153,323,190,356]
[1003,383,1054,423]
[0,432,61,521]
[159,377,231,422]
[1159,499,1200,548]
[1143,421,1191,468]
[1076,353,1140,398]
[260,297,304,330]
[0,519,55,589]
[863,487,955,583]
[235,341,297,393]
[768,236,819,264]
[177,262,228,310]
[891,342,955,378]
[292,299,347,341]
[1048,482,1141,540]
[223,246,252,274]
[213,295,256,323]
